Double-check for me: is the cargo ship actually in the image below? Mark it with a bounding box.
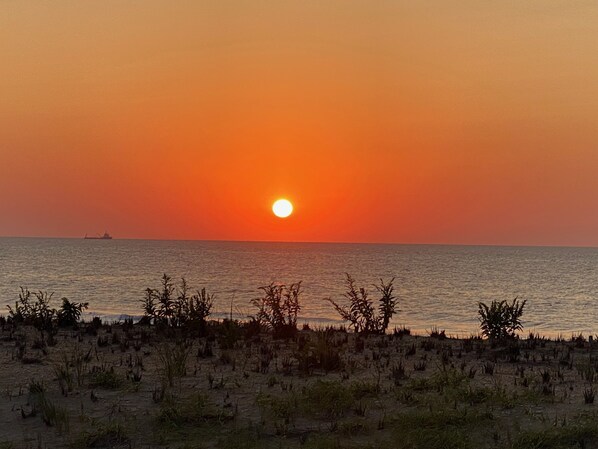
[84,232,113,240]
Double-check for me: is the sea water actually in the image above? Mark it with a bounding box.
[1,237,598,336]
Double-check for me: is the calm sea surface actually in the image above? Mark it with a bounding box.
[1,237,598,336]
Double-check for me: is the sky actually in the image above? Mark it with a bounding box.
[1,1,598,246]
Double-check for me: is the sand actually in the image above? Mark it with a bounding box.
[0,322,597,449]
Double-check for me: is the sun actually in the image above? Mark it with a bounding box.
[272,199,293,218]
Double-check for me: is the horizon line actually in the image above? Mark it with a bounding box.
[1,234,598,250]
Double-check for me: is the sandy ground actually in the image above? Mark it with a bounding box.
[1,322,598,449]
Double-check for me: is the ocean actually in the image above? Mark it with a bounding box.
[1,237,598,337]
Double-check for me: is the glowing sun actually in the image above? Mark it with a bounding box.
[272,199,293,218]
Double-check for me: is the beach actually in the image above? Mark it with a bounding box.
[1,321,598,449]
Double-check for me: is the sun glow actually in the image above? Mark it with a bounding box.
[272,199,293,218]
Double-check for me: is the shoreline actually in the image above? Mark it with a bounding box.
[76,313,598,342]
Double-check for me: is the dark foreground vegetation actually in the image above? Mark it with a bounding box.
[1,275,597,449]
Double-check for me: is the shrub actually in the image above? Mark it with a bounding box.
[478,298,526,341]
[216,319,243,349]
[155,274,176,325]
[141,288,158,324]
[182,287,213,332]
[8,288,89,343]
[251,282,302,338]
[172,277,190,328]
[8,288,58,345]
[326,274,397,334]
[57,298,89,327]
[8,287,55,328]
[141,275,213,331]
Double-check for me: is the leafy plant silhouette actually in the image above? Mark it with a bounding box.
[141,274,213,332]
[478,298,526,341]
[326,274,397,334]
[251,282,302,338]
[7,287,88,345]
[57,298,89,327]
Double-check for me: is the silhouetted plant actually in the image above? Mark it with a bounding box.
[216,319,243,350]
[172,277,190,328]
[377,277,397,333]
[8,287,57,345]
[156,274,175,325]
[251,282,302,338]
[181,287,213,332]
[141,288,157,324]
[8,288,89,344]
[91,316,102,329]
[138,274,176,326]
[429,326,447,340]
[142,275,213,330]
[313,330,344,372]
[8,287,53,325]
[393,326,411,338]
[478,298,527,341]
[57,298,89,328]
[326,274,397,334]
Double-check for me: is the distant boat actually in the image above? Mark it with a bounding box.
[84,232,113,240]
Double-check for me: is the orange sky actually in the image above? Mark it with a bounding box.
[1,1,598,245]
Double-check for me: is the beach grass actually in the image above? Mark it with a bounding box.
[2,315,598,448]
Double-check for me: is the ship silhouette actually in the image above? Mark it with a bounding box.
[84,232,113,240]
